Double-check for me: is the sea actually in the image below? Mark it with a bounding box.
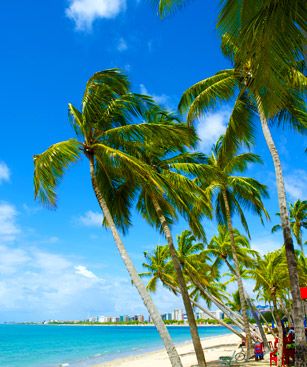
[0,324,232,367]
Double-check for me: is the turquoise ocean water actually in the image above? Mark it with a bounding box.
[0,324,232,367]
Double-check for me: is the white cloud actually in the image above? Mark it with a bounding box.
[0,245,103,316]
[0,203,19,242]
[0,162,10,183]
[117,37,128,52]
[285,169,307,200]
[66,0,126,31]
[75,265,99,280]
[250,237,282,256]
[196,109,231,152]
[139,84,170,107]
[78,210,103,227]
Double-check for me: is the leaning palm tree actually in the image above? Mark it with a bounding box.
[174,229,250,335]
[140,244,243,338]
[33,69,188,367]
[107,108,209,366]
[272,200,307,255]
[196,137,269,358]
[179,58,307,362]
[151,1,307,358]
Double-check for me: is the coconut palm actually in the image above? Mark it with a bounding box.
[217,1,306,114]
[104,107,210,366]
[152,2,307,357]
[207,226,268,345]
[195,137,269,358]
[174,229,249,335]
[33,69,191,367]
[140,244,243,338]
[134,133,211,366]
[272,200,307,255]
[179,59,307,361]
[252,250,289,367]
[206,225,260,274]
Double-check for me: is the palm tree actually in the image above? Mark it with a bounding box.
[33,69,187,367]
[174,229,250,335]
[207,225,269,347]
[252,250,289,367]
[272,200,307,255]
[179,60,307,362]
[217,1,306,119]
[140,244,243,338]
[206,225,260,276]
[105,108,210,366]
[196,137,269,358]
[150,2,307,359]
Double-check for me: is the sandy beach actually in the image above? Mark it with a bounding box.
[93,334,246,367]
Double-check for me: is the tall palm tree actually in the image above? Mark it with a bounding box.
[196,137,269,358]
[105,108,210,366]
[272,200,307,255]
[33,69,188,367]
[150,2,307,359]
[140,244,243,338]
[252,249,289,367]
[179,62,307,362]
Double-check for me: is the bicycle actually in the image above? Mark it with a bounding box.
[234,345,246,361]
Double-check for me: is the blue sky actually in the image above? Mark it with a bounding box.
[0,0,306,322]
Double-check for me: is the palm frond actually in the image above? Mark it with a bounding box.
[33,139,81,207]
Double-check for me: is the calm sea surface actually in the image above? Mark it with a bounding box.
[0,324,232,367]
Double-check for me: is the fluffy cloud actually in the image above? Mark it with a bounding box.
[0,245,102,317]
[0,162,10,183]
[78,210,103,227]
[117,37,128,52]
[139,84,170,107]
[66,0,126,31]
[284,169,307,200]
[196,109,231,152]
[0,243,179,321]
[0,203,19,242]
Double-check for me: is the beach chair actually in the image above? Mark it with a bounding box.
[219,351,236,367]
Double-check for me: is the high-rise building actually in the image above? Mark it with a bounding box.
[172,309,184,321]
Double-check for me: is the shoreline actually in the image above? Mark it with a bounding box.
[91,334,242,367]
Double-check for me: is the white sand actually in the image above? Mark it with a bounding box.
[92,334,243,367]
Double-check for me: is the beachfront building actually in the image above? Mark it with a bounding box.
[120,315,129,322]
[195,310,224,320]
[172,309,184,321]
[161,313,173,321]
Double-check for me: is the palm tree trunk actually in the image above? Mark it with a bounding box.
[224,260,262,341]
[152,196,207,367]
[259,112,307,366]
[188,274,247,334]
[167,284,244,338]
[222,189,252,360]
[190,298,244,338]
[223,259,266,343]
[89,157,183,367]
[273,299,284,367]
[246,296,269,351]
[259,311,278,337]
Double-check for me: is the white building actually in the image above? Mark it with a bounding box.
[172,309,184,321]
